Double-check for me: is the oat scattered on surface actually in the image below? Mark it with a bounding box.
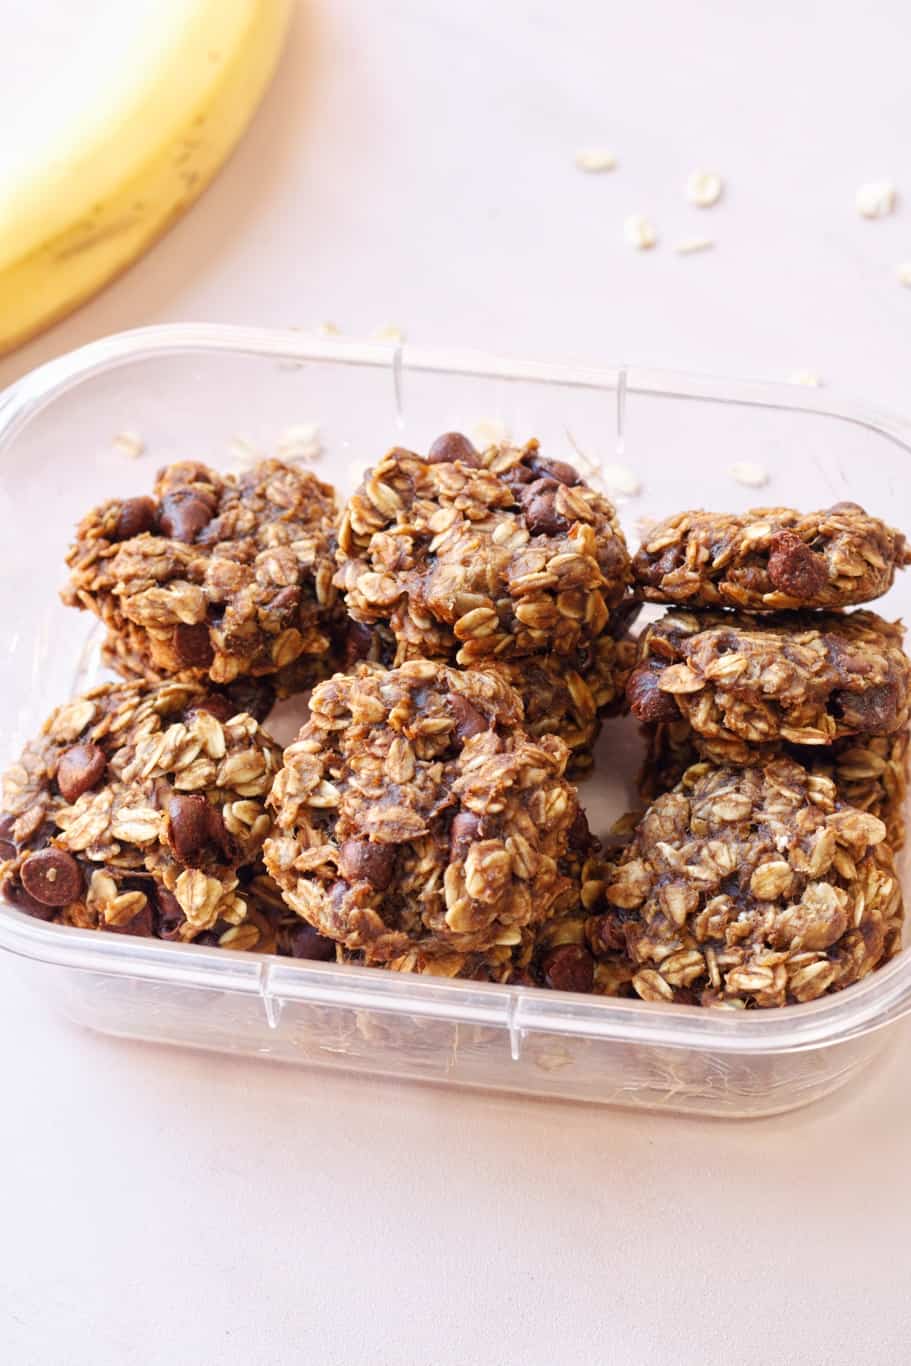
[112,431,145,460]
[728,461,769,488]
[318,321,342,336]
[276,423,322,463]
[624,214,657,250]
[471,418,511,449]
[856,181,896,219]
[574,148,617,173]
[228,436,264,465]
[686,171,723,207]
[372,325,406,343]
[897,263,911,287]
[674,237,715,254]
[600,463,642,497]
[789,370,823,388]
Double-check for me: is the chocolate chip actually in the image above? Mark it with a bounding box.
[449,811,482,861]
[193,930,221,947]
[205,803,232,858]
[186,695,234,725]
[168,794,212,864]
[426,432,481,468]
[0,814,17,861]
[766,530,829,599]
[626,663,681,722]
[221,679,275,723]
[108,903,155,938]
[343,620,377,668]
[20,848,83,906]
[520,479,569,536]
[568,807,592,853]
[540,943,595,993]
[154,887,185,939]
[834,682,901,734]
[2,871,56,920]
[56,743,107,804]
[114,496,158,541]
[268,585,301,618]
[527,455,580,486]
[288,923,336,961]
[173,623,214,668]
[634,543,682,587]
[589,913,629,956]
[160,491,214,543]
[337,839,395,890]
[449,693,489,742]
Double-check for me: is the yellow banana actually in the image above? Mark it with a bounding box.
[0,0,292,355]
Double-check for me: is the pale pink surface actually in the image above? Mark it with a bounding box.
[3,3,911,1363]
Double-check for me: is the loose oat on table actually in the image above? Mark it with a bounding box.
[342,615,638,774]
[334,435,631,669]
[592,757,903,1008]
[627,608,911,748]
[263,660,588,963]
[0,680,281,945]
[632,503,910,610]
[63,459,342,694]
[639,719,909,851]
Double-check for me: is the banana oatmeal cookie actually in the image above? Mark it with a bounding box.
[63,459,340,693]
[334,435,631,666]
[627,608,911,746]
[0,680,281,944]
[343,615,638,773]
[639,719,909,849]
[633,503,910,610]
[593,757,903,1008]
[264,659,585,963]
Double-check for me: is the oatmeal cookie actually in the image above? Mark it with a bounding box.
[633,503,910,610]
[0,681,281,944]
[63,459,340,693]
[263,659,584,962]
[334,435,631,666]
[627,608,911,746]
[342,616,638,773]
[639,720,908,849]
[594,757,902,1007]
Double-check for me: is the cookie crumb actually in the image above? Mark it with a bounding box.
[112,431,145,460]
[729,461,769,488]
[856,181,896,218]
[686,171,723,207]
[624,214,657,250]
[574,148,617,173]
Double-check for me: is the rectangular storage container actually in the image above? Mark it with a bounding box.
[2,323,910,1118]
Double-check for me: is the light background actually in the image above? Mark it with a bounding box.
[2,3,911,1363]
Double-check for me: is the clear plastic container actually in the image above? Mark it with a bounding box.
[2,322,910,1119]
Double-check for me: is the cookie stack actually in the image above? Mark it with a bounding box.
[604,504,911,1005]
[0,446,907,1011]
